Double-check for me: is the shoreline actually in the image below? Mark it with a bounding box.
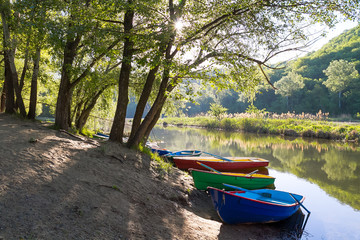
[159,116,360,143]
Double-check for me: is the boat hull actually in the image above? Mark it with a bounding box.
[208,187,304,224]
[173,156,269,171]
[166,150,202,160]
[150,148,172,156]
[190,169,275,190]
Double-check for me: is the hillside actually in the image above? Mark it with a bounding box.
[292,25,360,79]
[254,24,360,115]
[177,24,360,117]
[0,113,297,239]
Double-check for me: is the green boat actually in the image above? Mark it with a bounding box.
[190,168,275,190]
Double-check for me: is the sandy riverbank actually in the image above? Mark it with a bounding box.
[0,113,300,239]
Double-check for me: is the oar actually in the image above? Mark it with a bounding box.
[197,162,221,174]
[223,183,272,198]
[289,193,311,233]
[289,193,311,215]
[245,169,259,177]
[202,151,233,162]
[223,183,248,191]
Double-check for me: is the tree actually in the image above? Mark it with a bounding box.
[27,47,41,119]
[0,0,26,116]
[0,0,50,118]
[72,64,119,132]
[111,0,360,148]
[274,71,305,110]
[52,0,122,130]
[109,0,135,143]
[2,0,359,148]
[208,103,228,120]
[323,59,359,110]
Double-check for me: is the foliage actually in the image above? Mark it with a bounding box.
[323,59,359,93]
[2,0,360,147]
[245,104,269,116]
[78,127,95,138]
[170,25,360,118]
[207,103,228,120]
[323,59,360,110]
[274,71,305,97]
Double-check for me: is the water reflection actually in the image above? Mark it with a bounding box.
[152,126,360,239]
[152,126,360,211]
[271,209,308,240]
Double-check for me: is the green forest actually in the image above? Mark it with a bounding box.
[0,0,359,147]
[180,25,360,118]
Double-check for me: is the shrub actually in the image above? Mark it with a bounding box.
[208,103,228,120]
[302,129,316,138]
[220,118,237,130]
[346,130,359,141]
[283,129,299,137]
[316,130,331,139]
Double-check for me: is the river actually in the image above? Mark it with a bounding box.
[151,126,360,240]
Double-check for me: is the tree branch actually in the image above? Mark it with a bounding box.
[70,38,122,89]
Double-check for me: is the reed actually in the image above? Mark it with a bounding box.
[160,112,360,142]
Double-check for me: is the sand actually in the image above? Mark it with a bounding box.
[0,113,300,239]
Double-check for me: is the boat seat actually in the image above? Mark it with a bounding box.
[260,192,272,198]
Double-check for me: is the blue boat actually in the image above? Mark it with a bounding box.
[165,150,202,158]
[96,132,110,138]
[207,185,306,224]
[145,142,171,156]
[93,132,109,139]
[150,148,172,156]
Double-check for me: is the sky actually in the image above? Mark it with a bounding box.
[272,20,359,64]
[308,20,358,51]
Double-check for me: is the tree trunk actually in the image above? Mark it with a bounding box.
[27,47,41,119]
[73,100,84,127]
[3,52,15,114]
[127,69,170,148]
[54,34,82,130]
[286,95,289,111]
[127,4,178,147]
[75,89,104,131]
[129,65,160,139]
[338,91,341,110]
[75,105,93,132]
[19,39,30,93]
[54,20,121,130]
[142,99,166,143]
[0,79,6,112]
[127,19,177,147]
[1,6,26,117]
[124,0,184,147]
[109,3,134,143]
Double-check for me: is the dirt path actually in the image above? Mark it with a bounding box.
[0,113,298,239]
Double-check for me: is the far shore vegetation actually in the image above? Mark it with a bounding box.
[159,105,360,143]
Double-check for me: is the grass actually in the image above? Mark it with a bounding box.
[159,114,360,143]
[138,144,173,176]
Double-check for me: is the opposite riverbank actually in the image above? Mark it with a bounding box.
[159,115,360,143]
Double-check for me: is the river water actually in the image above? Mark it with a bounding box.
[151,126,360,240]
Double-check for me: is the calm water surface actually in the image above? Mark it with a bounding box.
[151,126,360,240]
